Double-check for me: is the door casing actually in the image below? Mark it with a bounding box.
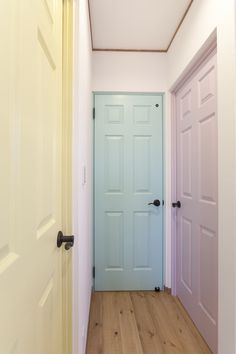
[62,1,74,354]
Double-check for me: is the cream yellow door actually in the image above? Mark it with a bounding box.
[0,0,63,353]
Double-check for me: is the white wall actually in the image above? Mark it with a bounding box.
[167,1,236,353]
[92,52,167,92]
[72,1,93,354]
[167,0,218,86]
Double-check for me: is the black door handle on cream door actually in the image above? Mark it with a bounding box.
[57,231,74,250]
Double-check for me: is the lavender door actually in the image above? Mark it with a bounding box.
[175,51,218,353]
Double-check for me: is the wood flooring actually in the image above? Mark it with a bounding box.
[86,291,212,354]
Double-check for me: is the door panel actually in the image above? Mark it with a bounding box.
[181,127,192,198]
[176,52,218,353]
[133,212,151,269]
[105,135,124,193]
[95,94,163,291]
[181,217,193,294]
[105,212,124,269]
[134,136,151,193]
[0,1,63,353]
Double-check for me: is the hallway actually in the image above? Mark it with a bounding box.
[3,1,236,353]
[86,291,211,354]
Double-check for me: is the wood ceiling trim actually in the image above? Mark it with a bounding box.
[92,48,167,53]
[166,0,194,51]
[88,0,94,48]
[88,0,194,53]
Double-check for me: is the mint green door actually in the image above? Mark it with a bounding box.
[94,93,163,291]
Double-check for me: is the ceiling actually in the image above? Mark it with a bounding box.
[89,0,193,52]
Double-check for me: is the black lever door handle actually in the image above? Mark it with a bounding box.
[172,201,181,208]
[148,199,160,207]
[57,231,74,250]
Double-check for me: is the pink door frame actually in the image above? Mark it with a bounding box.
[170,33,217,296]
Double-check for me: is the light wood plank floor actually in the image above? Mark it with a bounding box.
[86,291,212,354]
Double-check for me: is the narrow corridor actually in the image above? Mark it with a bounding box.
[86,291,211,354]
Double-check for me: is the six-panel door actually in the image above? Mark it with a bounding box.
[95,94,163,291]
[0,1,63,353]
[176,52,218,353]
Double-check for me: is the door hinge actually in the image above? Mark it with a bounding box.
[93,266,95,278]
[93,107,95,119]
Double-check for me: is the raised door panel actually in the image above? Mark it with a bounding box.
[133,105,151,125]
[199,226,217,327]
[37,278,55,354]
[104,136,124,194]
[133,212,151,269]
[180,217,193,294]
[105,212,124,270]
[198,64,216,108]
[198,114,217,205]
[180,88,192,122]
[105,105,124,124]
[180,128,192,199]
[133,136,151,194]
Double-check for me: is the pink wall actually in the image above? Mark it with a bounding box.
[72,1,93,354]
